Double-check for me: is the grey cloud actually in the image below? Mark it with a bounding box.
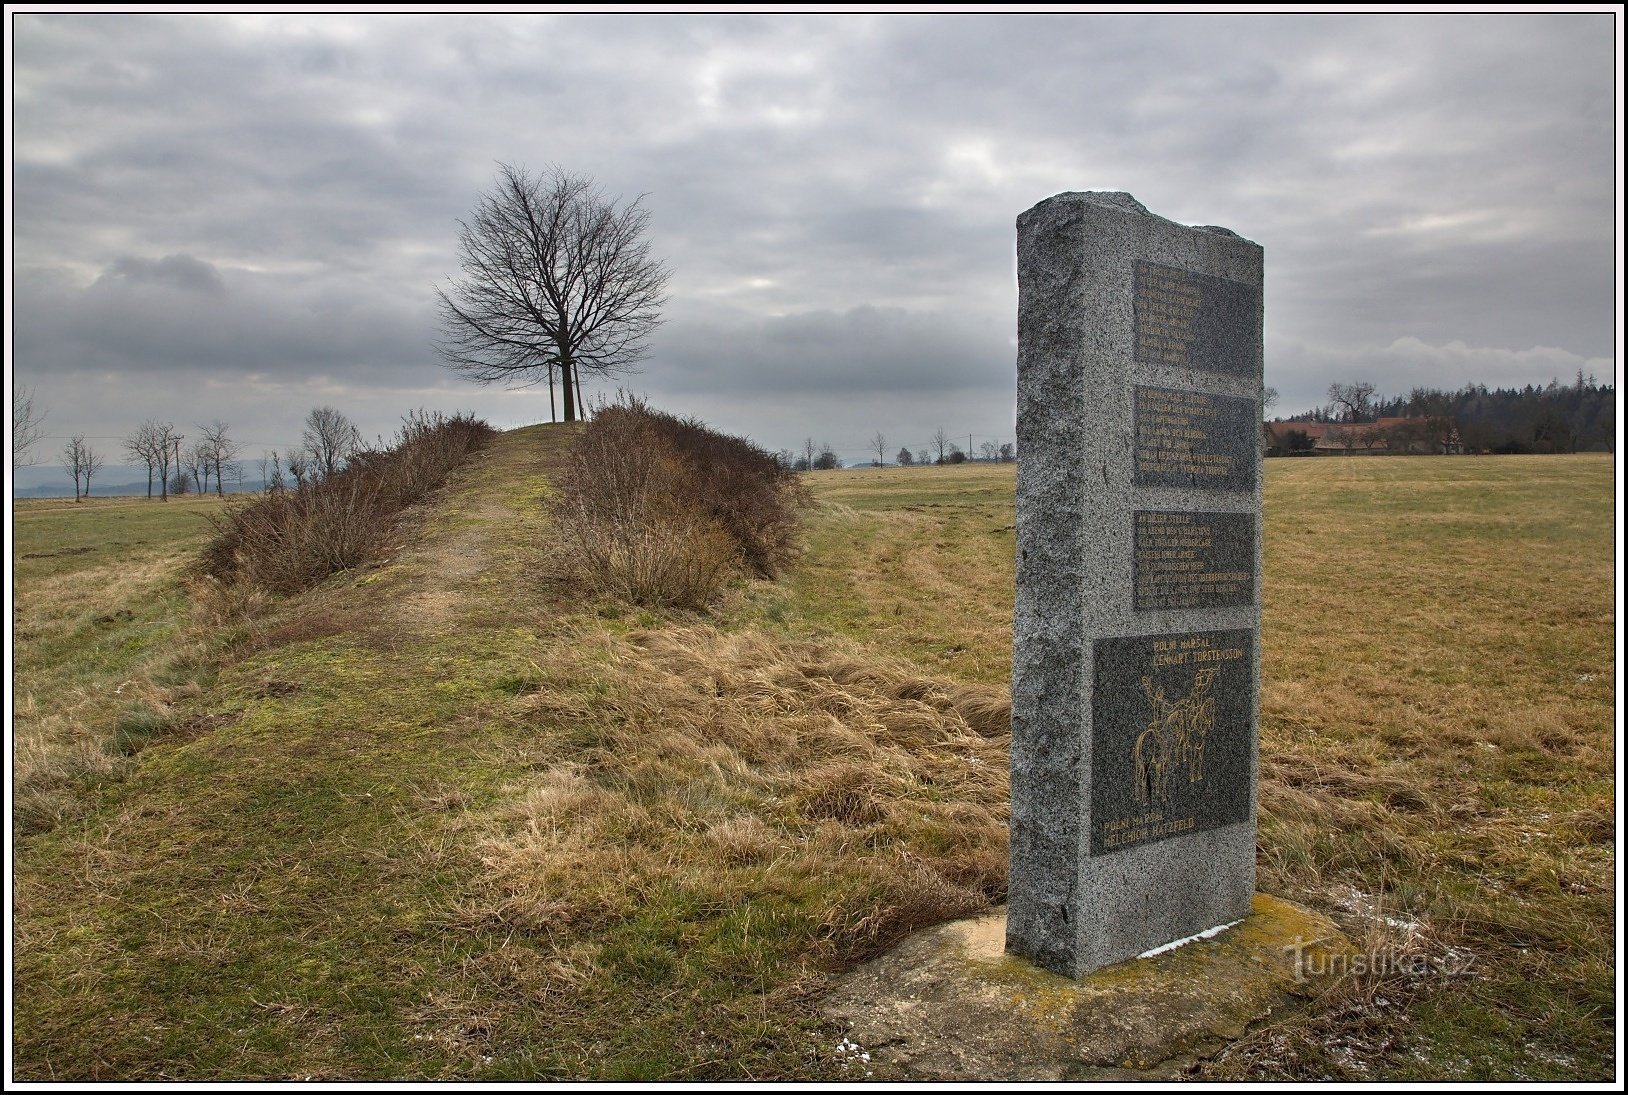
[650,303,1011,399]
[9,12,1617,460]
[15,262,439,387]
[96,254,226,294]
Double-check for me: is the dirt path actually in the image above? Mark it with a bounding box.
[383,423,579,631]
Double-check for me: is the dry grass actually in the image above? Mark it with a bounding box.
[778,456,1614,1080]
[11,439,1614,1081]
[461,624,1010,962]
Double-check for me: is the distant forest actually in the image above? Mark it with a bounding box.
[1285,375,1615,454]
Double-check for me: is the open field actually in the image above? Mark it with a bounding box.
[13,495,231,835]
[10,442,1616,1080]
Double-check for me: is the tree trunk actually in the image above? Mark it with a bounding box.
[548,365,557,424]
[561,357,576,422]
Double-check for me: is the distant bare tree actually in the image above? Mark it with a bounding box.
[931,427,951,465]
[83,442,105,497]
[302,406,361,480]
[125,421,164,497]
[801,437,817,473]
[813,443,842,471]
[1327,382,1376,424]
[870,431,886,467]
[917,448,929,466]
[435,163,670,422]
[999,442,1014,462]
[287,449,310,489]
[13,383,48,467]
[978,440,1000,462]
[138,421,182,501]
[198,420,241,497]
[63,435,87,500]
[62,435,103,500]
[186,441,211,495]
[896,447,914,466]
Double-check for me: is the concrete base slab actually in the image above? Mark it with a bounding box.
[821,893,1351,1081]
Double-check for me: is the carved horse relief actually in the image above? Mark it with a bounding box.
[1132,667,1219,806]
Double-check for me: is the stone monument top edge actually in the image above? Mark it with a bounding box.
[1018,191,1260,248]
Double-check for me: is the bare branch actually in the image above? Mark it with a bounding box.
[13,383,48,466]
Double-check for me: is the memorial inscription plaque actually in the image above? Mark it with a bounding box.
[1134,511,1254,612]
[1133,385,1257,492]
[1133,260,1260,377]
[1011,191,1262,978]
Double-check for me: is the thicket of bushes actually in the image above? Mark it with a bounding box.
[550,398,808,609]
[201,411,496,593]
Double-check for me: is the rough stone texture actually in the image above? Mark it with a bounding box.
[822,895,1351,1081]
[1010,191,1264,977]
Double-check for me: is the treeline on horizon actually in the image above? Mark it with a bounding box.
[1284,376,1615,454]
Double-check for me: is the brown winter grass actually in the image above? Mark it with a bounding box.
[761,456,1615,1080]
[11,442,1616,1081]
[12,495,229,835]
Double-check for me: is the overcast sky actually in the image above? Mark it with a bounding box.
[8,10,1621,484]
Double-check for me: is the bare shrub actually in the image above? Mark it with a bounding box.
[201,411,495,594]
[550,397,808,608]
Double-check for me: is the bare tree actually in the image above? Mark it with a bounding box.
[62,435,104,500]
[138,422,182,501]
[302,406,361,480]
[917,448,929,466]
[931,427,951,465]
[13,383,48,466]
[435,163,670,423]
[63,435,88,500]
[186,440,211,495]
[870,431,887,467]
[83,442,104,497]
[198,420,240,496]
[814,443,842,471]
[125,421,163,498]
[999,442,1015,462]
[801,437,817,473]
[1327,382,1375,423]
[287,449,310,489]
[978,440,1000,462]
[896,447,914,466]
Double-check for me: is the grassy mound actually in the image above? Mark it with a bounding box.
[549,398,807,609]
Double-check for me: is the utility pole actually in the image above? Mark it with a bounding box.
[169,434,184,500]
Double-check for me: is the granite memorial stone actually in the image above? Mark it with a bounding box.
[1009,191,1264,978]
